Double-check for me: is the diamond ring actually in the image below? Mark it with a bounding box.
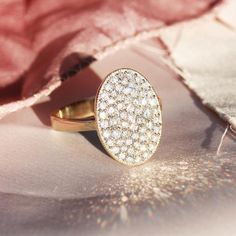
[51,68,162,166]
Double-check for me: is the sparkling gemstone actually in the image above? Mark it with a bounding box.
[122,121,129,128]
[150,98,157,106]
[120,111,128,119]
[123,87,132,95]
[105,83,113,91]
[101,120,109,129]
[117,103,123,110]
[108,107,115,115]
[121,146,127,152]
[144,109,151,118]
[107,140,114,147]
[119,153,126,160]
[141,98,148,106]
[126,139,133,145]
[112,147,120,154]
[99,102,107,110]
[132,133,139,140]
[96,68,162,165]
[103,130,110,138]
[100,112,106,119]
[112,130,121,139]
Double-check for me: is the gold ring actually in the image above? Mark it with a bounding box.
[51,68,162,166]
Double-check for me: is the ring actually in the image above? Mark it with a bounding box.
[51,68,162,166]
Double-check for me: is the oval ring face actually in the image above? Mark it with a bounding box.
[95,68,162,166]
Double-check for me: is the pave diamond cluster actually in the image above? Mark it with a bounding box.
[96,68,162,165]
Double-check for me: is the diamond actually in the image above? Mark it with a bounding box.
[107,139,114,147]
[112,130,121,139]
[108,107,115,115]
[96,68,162,165]
[126,139,133,145]
[103,130,111,138]
[100,112,106,119]
[117,103,123,110]
[99,102,107,110]
[122,121,129,128]
[144,109,151,118]
[119,153,126,160]
[105,83,113,91]
[101,120,109,129]
[112,147,120,154]
[150,98,157,106]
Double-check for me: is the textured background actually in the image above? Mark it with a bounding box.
[0,48,236,236]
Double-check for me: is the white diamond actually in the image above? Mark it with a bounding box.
[128,148,134,155]
[140,127,146,133]
[126,139,133,145]
[101,92,108,100]
[121,78,128,85]
[153,126,160,133]
[127,104,135,113]
[150,98,157,106]
[110,118,119,126]
[134,142,140,148]
[110,90,117,97]
[103,130,111,138]
[151,135,159,142]
[119,153,126,160]
[112,130,121,139]
[99,102,107,110]
[123,87,132,95]
[146,122,153,129]
[107,140,114,147]
[127,157,134,163]
[146,131,152,138]
[135,108,142,115]
[132,133,139,140]
[100,112,106,119]
[121,146,127,152]
[137,117,144,124]
[108,107,115,115]
[117,103,123,110]
[141,98,148,106]
[144,109,151,118]
[127,114,135,122]
[105,83,112,91]
[140,136,146,142]
[116,84,123,92]
[108,98,115,105]
[110,75,118,84]
[112,147,120,154]
[101,120,109,129]
[149,144,155,150]
[143,152,149,159]
[117,139,123,146]
[117,72,124,79]
[130,124,138,131]
[122,121,129,128]
[120,111,128,119]
[140,145,147,152]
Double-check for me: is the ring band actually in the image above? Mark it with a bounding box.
[51,68,162,166]
[51,98,96,132]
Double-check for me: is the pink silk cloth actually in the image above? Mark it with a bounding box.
[0,0,219,118]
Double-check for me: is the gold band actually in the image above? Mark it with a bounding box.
[50,97,96,132]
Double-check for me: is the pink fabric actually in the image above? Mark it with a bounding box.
[0,0,219,118]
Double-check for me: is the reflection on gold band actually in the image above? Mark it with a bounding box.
[50,97,96,132]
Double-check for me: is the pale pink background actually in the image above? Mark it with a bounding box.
[0,47,236,236]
